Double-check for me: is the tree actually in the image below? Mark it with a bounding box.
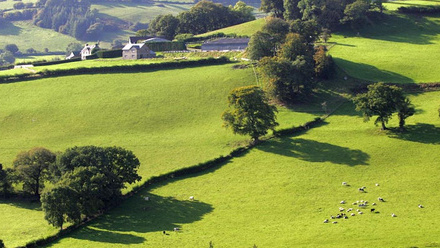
[148,14,180,40]
[353,82,403,130]
[0,51,15,65]
[260,0,284,18]
[41,185,80,229]
[396,97,415,130]
[283,0,301,20]
[319,28,332,42]
[13,147,56,196]
[262,17,290,44]
[342,0,369,28]
[65,42,82,55]
[4,44,19,54]
[0,164,14,197]
[13,1,25,9]
[26,48,37,54]
[246,31,276,60]
[313,45,334,79]
[230,1,255,23]
[135,29,150,37]
[222,86,278,142]
[277,33,311,61]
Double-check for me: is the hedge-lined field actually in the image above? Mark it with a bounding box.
[329,13,440,83]
[198,18,266,37]
[45,90,440,248]
[0,63,324,247]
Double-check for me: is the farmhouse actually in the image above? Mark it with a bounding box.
[80,44,100,60]
[122,43,156,60]
[201,38,250,51]
[65,51,80,60]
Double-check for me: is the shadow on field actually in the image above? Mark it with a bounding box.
[0,22,21,35]
[337,13,440,45]
[257,138,370,166]
[388,123,440,144]
[333,58,414,84]
[71,227,146,244]
[0,197,41,210]
[73,193,213,243]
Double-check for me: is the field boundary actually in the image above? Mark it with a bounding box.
[17,116,327,248]
[0,57,232,85]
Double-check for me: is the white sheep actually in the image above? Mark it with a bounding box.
[372,203,377,206]
[174,227,180,231]
[418,204,424,208]
[323,219,329,223]
[378,197,384,202]
[340,200,346,204]
[375,183,380,186]
[332,221,338,224]
[144,196,150,201]
[189,196,194,201]
[358,211,363,214]
[342,182,347,186]
[351,213,356,216]
[391,213,397,217]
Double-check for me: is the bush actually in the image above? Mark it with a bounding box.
[397,5,440,14]
[96,49,122,58]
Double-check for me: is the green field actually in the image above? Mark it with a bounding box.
[0,21,80,52]
[0,0,37,10]
[92,2,191,24]
[41,90,440,248]
[0,63,323,247]
[329,12,440,83]
[198,18,265,37]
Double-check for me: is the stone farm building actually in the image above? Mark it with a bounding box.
[122,43,156,60]
[201,38,250,51]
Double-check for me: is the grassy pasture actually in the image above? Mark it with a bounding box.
[329,12,440,83]
[0,21,79,52]
[384,0,440,11]
[197,18,266,37]
[44,90,440,248]
[0,0,37,10]
[15,55,65,64]
[0,63,323,247]
[91,2,191,24]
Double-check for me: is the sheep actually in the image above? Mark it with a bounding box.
[356,209,361,212]
[344,216,348,219]
[375,183,380,186]
[339,207,345,212]
[340,200,346,204]
[418,204,424,208]
[391,213,397,217]
[359,203,366,207]
[332,221,338,224]
[358,211,363,214]
[174,227,180,232]
[370,208,375,212]
[342,182,347,186]
[372,203,377,206]
[378,197,385,202]
[358,188,365,192]
[144,196,150,201]
[331,215,335,219]
[351,213,356,216]
[347,208,353,212]
[324,219,329,223]
[352,202,357,205]
[189,196,194,201]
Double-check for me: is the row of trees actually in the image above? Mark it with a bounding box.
[146,0,255,40]
[1,146,142,229]
[246,17,334,104]
[260,0,382,30]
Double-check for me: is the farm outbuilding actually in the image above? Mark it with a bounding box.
[122,43,156,60]
[201,38,250,51]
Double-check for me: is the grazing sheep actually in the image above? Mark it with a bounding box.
[418,204,424,208]
[339,207,345,212]
[336,214,342,219]
[370,208,375,212]
[340,200,346,204]
[378,197,385,202]
[144,196,150,201]
[347,208,353,212]
[358,211,363,214]
[372,203,376,206]
[358,188,365,192]
[331,215,335,219]
[189,196,194,201]
[359,203,366,207]
[342,182,347,186]
[174,227,180,232]
[352,202,357,205]
[332,221,338,224]
[375,183,380,186]
[351,213,356,216]
[344,216,348,219]
[356,209,361,212]
[324,219,329,223]
[391,213,397,217]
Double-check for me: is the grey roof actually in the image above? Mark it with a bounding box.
[129,36,154,44]
[122,43,146,51]
[203,38,250,45]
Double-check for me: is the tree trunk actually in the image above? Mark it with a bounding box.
[381,121,387,130]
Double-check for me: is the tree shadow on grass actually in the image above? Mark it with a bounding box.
[75,193,213,238]
[257,137,370,166]
[388,123,440,144]
[71,227,146,244]
[0,196,41,210]
[0,22,21,36]
[333,58,415,84]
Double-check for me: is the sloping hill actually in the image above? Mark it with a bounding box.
[198,18,265,37]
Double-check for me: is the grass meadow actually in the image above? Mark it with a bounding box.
[329,12,440,83]
[198,18,266,37]
[0,63,323,247]
[43,90,440,248]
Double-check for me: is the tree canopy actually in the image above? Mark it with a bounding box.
[222,86,278,142]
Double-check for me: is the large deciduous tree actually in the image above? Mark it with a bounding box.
[246,31,276,60]
[260,0,285,18]
[13,147,56,196]
[148,14,180,40]
[396,97,415,131]
[222,86,278,142]
[41,185,80,229]
[353,82,411,130]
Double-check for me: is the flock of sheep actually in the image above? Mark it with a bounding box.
[323,182,424,224]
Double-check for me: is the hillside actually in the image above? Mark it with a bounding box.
[329,12,440,83]
[198,18,265,37]
[44,91,440,247]
[0,62,324,247]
